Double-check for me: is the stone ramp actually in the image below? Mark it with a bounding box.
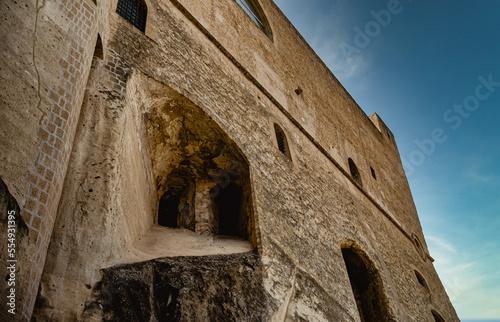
[114,225,252,266]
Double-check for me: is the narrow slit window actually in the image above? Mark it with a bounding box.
[116,0,147,32]
[235,0,272,40]
[370,166,376,180]
[348,158,362,187]
[274,124,291,159]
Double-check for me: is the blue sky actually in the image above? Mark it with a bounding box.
[274,0,500,320]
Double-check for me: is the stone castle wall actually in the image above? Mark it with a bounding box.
[0,0,458,320]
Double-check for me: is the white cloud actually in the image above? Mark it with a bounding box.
[427,235,458,254]
[464,168,495,185]
[428,235,500,319]
[307,2,371,81]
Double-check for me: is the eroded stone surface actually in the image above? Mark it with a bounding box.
[82,252,272,322]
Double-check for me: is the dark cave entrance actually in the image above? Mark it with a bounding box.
[213,182,243,237]
[341,247,390,322]
[157,179,196,232]
[156,172,250,240]
[157,194,180,228]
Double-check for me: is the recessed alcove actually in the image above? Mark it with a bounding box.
[120,72,257,263]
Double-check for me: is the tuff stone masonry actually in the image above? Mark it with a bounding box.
[0,0,459,321]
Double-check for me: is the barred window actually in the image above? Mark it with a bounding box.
[116,0,147,32]
[274,124,290,159]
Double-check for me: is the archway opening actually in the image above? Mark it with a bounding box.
[158,194,180,228]
[341,246,390,322]
[157,175,196,231]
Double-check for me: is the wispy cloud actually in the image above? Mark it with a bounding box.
[308,1,371,80]
[466,172,493,184]
[463,161,497,186]
[428,235,500,319]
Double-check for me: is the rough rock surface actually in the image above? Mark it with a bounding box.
[82,251,272,321]
[0,178,34,321]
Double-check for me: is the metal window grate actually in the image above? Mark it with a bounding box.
[116,0,147,32]
[274,124,290,158]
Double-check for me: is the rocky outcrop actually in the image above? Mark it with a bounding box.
[82,251,272,321]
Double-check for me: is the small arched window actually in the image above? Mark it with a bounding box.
[116,0,147,32]
[274,124,291,160]
[414,270,430,292]
[235,0,273,40]
[348,158,362,187]
[412,234,427,260]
